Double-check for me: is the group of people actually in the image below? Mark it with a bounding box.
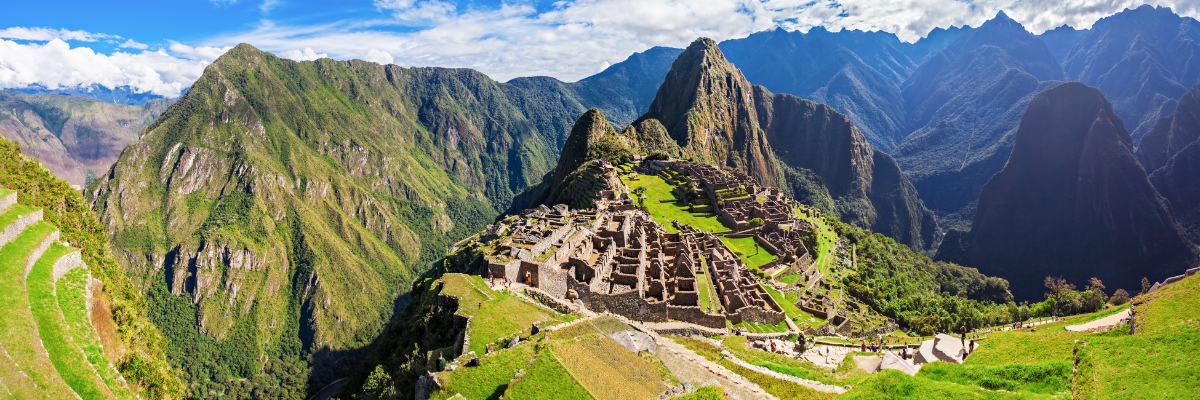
[489,272,516,289]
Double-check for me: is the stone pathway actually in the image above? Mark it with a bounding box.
[799,345,852,370]
[721,351,848,394]
[1066,309,1131,332]
[652,334,777,400]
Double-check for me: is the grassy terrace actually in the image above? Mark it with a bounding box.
[620,174,727,233]
[504,348,593,399]
[438,274,575,355]
[27,243,112,399]
[0,221,77,399]
[58,268,134,399]
[429,344,536,400]
[671,335,837,400]
[694,257,721,314]
[553,334,673,400]
[795,207,839,277]
[719,236,777,271]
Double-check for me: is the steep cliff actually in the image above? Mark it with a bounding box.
[939,82,1197,300]
[536,109,633,208]
[1141,83,1200,242]
[635,38,780,188]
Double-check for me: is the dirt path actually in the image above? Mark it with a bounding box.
[651,334,777,400]
[722,351,848,394]
[1066,309,1131,332]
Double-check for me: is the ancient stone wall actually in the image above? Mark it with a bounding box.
[667,305,726,329]
[524,286,577,314]
[570,280,668,322]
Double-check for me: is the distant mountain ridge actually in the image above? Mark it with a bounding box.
[938,82,1197,300]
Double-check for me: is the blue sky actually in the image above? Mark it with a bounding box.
[2,0,1197,97]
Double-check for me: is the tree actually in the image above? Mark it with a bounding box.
[1141,277,1152,294]
[747,217,765,229]
[1044,276,1074,301]
[1109,289,1130,306]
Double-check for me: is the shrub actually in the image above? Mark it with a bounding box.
[1108,289,1130,306]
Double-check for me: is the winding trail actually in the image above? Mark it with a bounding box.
[1066,309,1131,332]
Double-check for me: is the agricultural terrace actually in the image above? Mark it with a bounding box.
[619,174,727,233]
[437,274,576,355]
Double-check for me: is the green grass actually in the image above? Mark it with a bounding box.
[675,385,726,399]
[553,316,632,340]
[504,348,594,400]
[734,319,790,333]
[719,236,776,271]
[58,268,135,399]
[721,336,866,386]
[694,264,721,314]
[552,334,672,400]
[777,273,803,285]
[841,369,1044,399]
[27,243,112,399]
[438,274,569,355]
[0,221,77,399]
[966,328,1086,367]
[428,344,536,400]
[1073,274,1200,399]
[0,203,36,234]
[918,361,1071,395]
[621,174,728,233]
[670,336,835,400]
[795,207,837,276]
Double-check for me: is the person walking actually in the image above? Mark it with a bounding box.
[959,325,968,347]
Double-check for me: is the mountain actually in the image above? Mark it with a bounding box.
[621,38,939,250]
[1038,25,1089,63]
[0,137,182,398]
[635,38,781,187]
[721,28,914,151]
[11,84,172,106]
[0,91,171,187]
[1140,83,1200,242]
[892,11,1064,227]
[900,25,973,65]
[1063,5,1200,144]
[937,82,1197,301]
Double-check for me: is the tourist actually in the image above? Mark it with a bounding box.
[771,341,777,353]
[969,340,976,354]
[489,272,494,286]
[959,325,967,346]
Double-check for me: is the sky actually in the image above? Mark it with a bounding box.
[2,0,1199,98]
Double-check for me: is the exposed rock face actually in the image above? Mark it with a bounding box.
[939,82,1197,300]
[894,11,1064,227]
[1141,83,1200,241]
[1063,5,1200,144]
[0,91,170,187]
[755,88,939,250]
[636,38,780,188]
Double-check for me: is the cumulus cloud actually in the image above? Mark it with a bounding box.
[119,39,149,50]
[0,39,209,97]
[280,47,328,61]
[169,41,232,61]
[364,48,395,64]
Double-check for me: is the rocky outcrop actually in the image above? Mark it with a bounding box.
[939,82,1197,300]
[636,38,780,188]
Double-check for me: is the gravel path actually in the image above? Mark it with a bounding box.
[651,334,777,400]
[1066,309,1131,332]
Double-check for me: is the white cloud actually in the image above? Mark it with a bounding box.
[169,41,233,61]
[364,48,395,64]
[0,27,114,42]
[260,0,280,14]
[0,39,209,97]
[280,47,328,61]
[119,39,149,50]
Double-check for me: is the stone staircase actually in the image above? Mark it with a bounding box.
[0,188,134,398]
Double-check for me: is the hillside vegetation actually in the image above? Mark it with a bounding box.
[0,137,181,397]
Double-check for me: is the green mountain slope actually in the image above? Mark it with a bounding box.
[0,137,182,398]
[0,91,170,187]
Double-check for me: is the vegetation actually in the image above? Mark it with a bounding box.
[719,236,777,271]
[0,138,182,397]
[427,345,536,400]
[671,335,836,400]
[57,268,135,399]
[620,174,728,233]
[919,361,1071,395]
[504,348,594,399]
[27,244,112,399]
[552,334,672,399]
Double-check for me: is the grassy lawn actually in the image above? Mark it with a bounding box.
[722,336,867,386]
[57,268,134,399]
[917,361,1071,396]
[777,273,803,285]
[719,236,777,271]
[671,335,837,400]
[0,221,77,399]
[621,174,728,233]
[0,203,36,231]
[795,207,838,276]
[504,348,594,399]
[734,319,790,333]
[759,284,826,331]
[676,385,726,399]
[553,316,632,340]
[695,260,722,314]
[552,334,673,400]
[841,369,1042,399]
[438,274,570,355]
[429,344,536,400]
[965,328,1084,367]
[1073,275,1200,399]
[27,244,112,399]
